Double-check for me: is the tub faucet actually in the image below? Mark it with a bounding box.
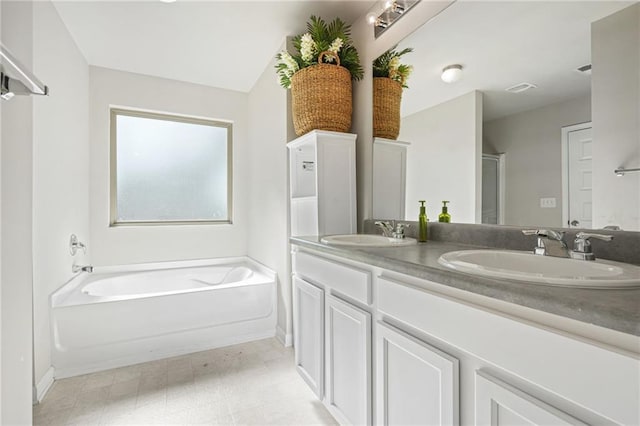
[72,264,93,273]
[522,229,569,258]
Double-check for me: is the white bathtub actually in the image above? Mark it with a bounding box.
[51,257,276,378]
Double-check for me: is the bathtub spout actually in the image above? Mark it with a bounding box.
[72,264,93,273]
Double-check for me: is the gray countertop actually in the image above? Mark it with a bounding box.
[291,236,640,337]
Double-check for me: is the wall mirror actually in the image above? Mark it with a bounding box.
[372,1,640,232]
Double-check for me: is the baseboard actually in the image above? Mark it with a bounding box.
[276,325,293,347]
[33,366,55,404]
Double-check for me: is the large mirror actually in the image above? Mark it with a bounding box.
[372,1,640,232]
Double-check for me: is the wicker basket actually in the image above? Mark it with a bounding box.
[373,77,403,140]
[291,51,352,136]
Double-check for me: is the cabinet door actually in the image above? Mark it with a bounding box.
[326,294,372,425]
[376,322,459,426]
[475,370,587,426]
[293,277,324,399]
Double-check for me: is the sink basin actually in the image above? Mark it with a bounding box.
[438,250,640,288]
[321,234,417,248]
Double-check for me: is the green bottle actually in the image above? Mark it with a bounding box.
[439,200,451,223]
[418,200,428,242]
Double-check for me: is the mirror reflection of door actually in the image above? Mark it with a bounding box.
[562,122,593,229]
[482,154,505,225]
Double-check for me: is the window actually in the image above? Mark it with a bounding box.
[110,108,232,225]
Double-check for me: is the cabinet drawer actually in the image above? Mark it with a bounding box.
[294,251,371,304]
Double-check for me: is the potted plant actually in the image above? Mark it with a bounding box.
[275,15,363,136]
[372,46,413,140]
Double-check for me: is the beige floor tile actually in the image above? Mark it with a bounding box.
[166,355,193,371]
[109,377,140,398]
[83,373,115,391]
[112,365,142,384]
[167,366,194,385]
[135,388,167,411]
[76,386,111,408]
[36,338,334,426]
[64,404,104,426]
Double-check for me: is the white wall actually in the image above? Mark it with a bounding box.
[89,67,249,266]
[31,0,90,394]
[399,91,483,223]
[483,95,591,227]
[247,48,291,344]
[592,3,640,231]
[1,1,35,423]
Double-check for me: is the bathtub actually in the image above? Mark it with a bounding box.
[51,257,276,378]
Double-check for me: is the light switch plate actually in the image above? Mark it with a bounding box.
[540,197,557,208]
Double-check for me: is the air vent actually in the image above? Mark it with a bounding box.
[505,82,537,93]
[577,64,592,74]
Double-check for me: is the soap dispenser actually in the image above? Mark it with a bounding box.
[418,200,428,242]
[439,201,451,223]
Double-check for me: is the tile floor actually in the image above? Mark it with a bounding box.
[34,338,336,425]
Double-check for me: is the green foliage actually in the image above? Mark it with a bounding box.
[275,15,363,88]
[373,46,414,88]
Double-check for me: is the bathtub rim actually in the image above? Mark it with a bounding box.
[51,256,276,308]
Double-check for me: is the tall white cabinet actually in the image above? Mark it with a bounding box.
[372,138,410,220]
[288,131,357,236]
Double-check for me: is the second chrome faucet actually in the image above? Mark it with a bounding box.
[522,229,613,261]
[375,220,409,239]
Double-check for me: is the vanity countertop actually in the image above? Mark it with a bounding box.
[291,236,640,339]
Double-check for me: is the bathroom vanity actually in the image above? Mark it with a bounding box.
[290,236,639,425]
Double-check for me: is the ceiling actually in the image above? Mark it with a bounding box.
[397,1,635,121]
[52,0,376,93]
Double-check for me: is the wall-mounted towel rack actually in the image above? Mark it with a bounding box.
[614,167,640,176]
[1,43,49,101]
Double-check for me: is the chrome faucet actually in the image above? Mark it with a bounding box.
[375,221,409,239]
[522,229,570,258]
[570,232,613,261]
[392,223,409,239]
[72,264,93,273]
[375,220,395,238]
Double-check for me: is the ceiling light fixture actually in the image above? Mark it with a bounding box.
[441,64,463,83]
[384,0,406,14]
[159,0,177,3]
[368,0,419,38]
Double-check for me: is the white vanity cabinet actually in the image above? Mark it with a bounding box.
[292,249,373,425]
[292,277,325,399]
[325,295,371,426]
[291,245,640,426]
[475,370,586,426]
[376,322,459,426]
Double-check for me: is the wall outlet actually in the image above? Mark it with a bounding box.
[540,197,557,208]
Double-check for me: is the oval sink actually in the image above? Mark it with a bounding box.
[321,234,417,248]
[438,250,640,288]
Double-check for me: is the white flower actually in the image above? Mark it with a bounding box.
[276,51,299,88]
[278,51,299,73]
[405,65,414,79]
[300,33,316,63]
[329,37,343,54]
[389,56,400,72]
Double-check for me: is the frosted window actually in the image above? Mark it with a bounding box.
[112,110,231,224]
